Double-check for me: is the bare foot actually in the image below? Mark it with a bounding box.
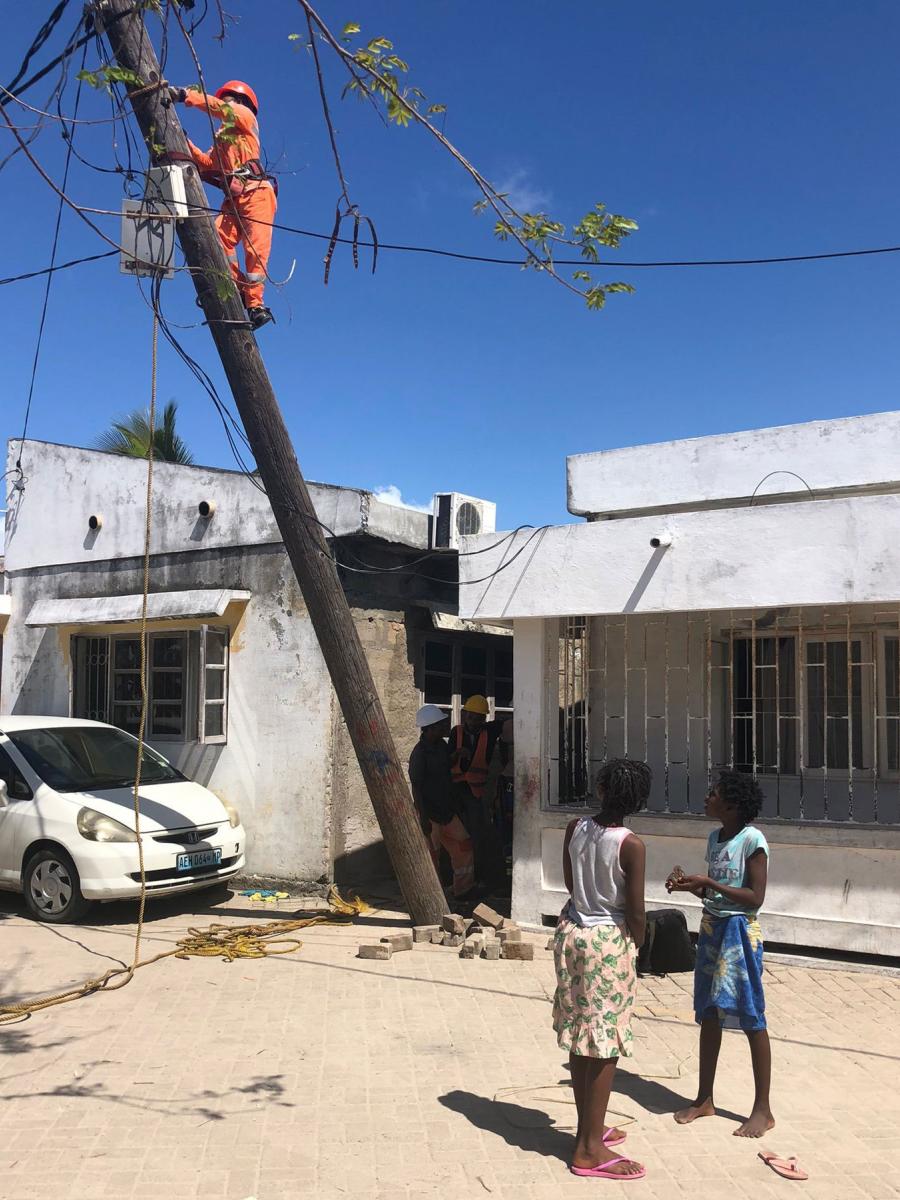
[734,1109,775,1138]
[603,1125,627,1143]
[674,1097,716,1124]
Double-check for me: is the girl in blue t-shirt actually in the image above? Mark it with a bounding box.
[666,770,774,1138]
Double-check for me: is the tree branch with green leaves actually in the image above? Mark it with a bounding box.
[292,0,638,310]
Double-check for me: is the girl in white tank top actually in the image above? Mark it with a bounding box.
[551,758,652,1182]
[566,821,631,927]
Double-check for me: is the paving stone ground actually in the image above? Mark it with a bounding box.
[1,887,899,1200]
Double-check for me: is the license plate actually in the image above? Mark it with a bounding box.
[176,848,222,872]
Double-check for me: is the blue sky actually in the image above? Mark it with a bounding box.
[2,1,898,529]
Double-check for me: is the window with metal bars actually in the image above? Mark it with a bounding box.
[71,627,229,743]
[554,617,590,804]
[420,636,513,725]
[544,609,900,824]
[732,635,870,776]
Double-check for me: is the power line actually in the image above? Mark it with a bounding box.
[3,0,69,98]
[0,248,116,286]
[16,37,87,469]
[228,213,900,270]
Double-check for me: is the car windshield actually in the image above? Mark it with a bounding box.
[8,725,183,792]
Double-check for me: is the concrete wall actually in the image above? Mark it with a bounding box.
[567,409,900,517]
[1,546,336,883]
[5,440,431,573]
[510,617,900,954]
[329,607,426,884]
[460,492,900,621]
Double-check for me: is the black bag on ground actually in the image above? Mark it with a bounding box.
[638,907,695,976]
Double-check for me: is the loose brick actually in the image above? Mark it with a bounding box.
[442,913,466,936]
[481,942,502,960]
[413,925,440,943]
[499,918,519,930]
[501,942,534,961]
[442,932,463,947]
[472,903,504,930]
[497,928,522,944]
[358,943,392,960]
[380,933,413,953]
[430,929,445,944]
[545,936,556,951]
[459,942,478,959]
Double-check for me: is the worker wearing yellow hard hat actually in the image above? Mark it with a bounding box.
[449,695,506,893]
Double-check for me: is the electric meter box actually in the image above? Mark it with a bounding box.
[145,165,189,219]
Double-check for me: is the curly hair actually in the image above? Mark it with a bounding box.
[716,769,764,822]
[595,757,653,819]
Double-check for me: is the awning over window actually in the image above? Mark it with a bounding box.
[429,610,512,637]
[25,589,251,628]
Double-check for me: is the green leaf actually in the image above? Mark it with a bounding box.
[572,270,591,282]
[426,103,447,115]
[342,21,361,35]
[586,288,607,311]
[288,32,301,41]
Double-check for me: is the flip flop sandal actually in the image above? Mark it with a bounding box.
[603,1127,627,1147]
[758,1149,809,1181]
[570,1157,646,1180]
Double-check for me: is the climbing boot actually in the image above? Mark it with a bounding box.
[247,305,274,331]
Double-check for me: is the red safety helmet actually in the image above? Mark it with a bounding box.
[215,80,258,114]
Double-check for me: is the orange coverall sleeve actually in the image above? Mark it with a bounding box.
[184,90,256,131]
[186,138,214,172]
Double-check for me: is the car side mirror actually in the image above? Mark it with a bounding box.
[0,780,8,807]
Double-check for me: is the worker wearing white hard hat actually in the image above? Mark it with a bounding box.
[408,705,475,899]
[416,703,447,728]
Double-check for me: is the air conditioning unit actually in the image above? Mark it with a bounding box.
[432,492,496,550]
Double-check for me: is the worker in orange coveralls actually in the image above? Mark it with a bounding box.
[168,80,276,331]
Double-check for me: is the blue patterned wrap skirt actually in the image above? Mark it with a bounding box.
[694,912,766,1032]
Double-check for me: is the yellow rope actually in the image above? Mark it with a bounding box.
[0,887,369,1024]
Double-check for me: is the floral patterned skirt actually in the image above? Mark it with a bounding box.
[552,917,637,1059]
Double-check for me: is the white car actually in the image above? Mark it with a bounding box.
[0,716,246,923]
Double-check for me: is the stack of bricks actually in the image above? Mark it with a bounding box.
[358,903,536,962]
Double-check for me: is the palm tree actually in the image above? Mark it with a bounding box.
[94,401,195,465]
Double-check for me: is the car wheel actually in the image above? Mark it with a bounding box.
[23,848,92,924]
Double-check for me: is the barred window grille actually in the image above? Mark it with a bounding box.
[548,605,900,826]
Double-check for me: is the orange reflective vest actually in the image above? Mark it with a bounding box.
[450,724,490,798]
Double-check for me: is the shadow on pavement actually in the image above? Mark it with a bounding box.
[613,1067,746,1124]
[439,1088,573,1164]
[0,1067,294,1123]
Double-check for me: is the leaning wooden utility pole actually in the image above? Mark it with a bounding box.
[98,0,447,926]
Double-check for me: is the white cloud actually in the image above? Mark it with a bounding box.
[494,167,552,213]
[372,485,431,514]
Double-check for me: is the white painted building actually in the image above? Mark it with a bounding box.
[459,411,900,955]
[1,441,510,888]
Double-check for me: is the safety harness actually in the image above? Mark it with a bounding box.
[200,157,279,200]
[165,152,278,199]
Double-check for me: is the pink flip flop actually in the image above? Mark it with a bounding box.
[758,1149,809,1181]
[570,1156,646,1180]
[603,1127,627,1147]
